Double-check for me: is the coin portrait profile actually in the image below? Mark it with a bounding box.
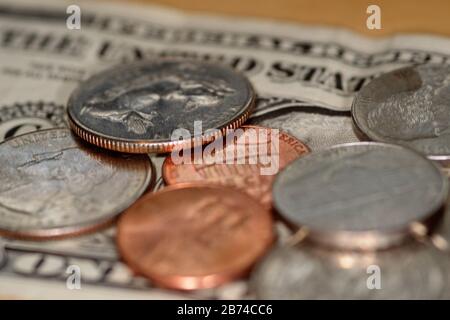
[79,65,236,135]
[367,65,450,140]
[0,146,115,217]
[352,65,450,158]
[0,128,153,239]
[67,59,255,153]
[117,185,274,290]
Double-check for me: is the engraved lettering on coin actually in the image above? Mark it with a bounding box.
[0,128,153,239]
[352,65,450,158]
[163,125,309,208]
[68,59,255,153]
[273,143,447,250]
[0,102,66,141]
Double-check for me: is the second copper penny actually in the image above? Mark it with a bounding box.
[163,126,309,208]
[117,184,274,290]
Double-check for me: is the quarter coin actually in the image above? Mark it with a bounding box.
[117,184,274,290]
[352,64,450,159]
[0,128,153,239]
[68,59,255,153]
[272,142,448,250]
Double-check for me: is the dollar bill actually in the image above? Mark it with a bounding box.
[1,0,450,299]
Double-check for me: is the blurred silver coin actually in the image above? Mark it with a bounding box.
[251,243,449,299]
[429,192,450,252]
[0,128,153,239]
[273,142,447,250]
[352,64,450,159]
[68,59,255,153]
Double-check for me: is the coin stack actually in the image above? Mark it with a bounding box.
[252,64,450,299]
[2,59,450,298]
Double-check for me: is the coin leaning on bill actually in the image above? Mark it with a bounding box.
[352,64,450,159]
[67,59,256,153]
[0,128,154,240]
[272,142,448,250]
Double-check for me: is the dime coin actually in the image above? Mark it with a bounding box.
[68,59,255,153]
[251,243,449,299]
[0,128,153,239]
[352,64,450,159]
[273,142,448,250]
[117,184,274,290]
[162,125,309,208]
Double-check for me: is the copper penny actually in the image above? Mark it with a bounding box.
[117,184,274,290]
[162,125,309,208]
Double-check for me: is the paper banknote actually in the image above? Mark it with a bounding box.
[1,0,450,299]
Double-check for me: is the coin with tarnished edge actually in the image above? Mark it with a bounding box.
[352,64,450,159]
[273,142,448,250]
[67,59,255,153]
[117,184,274,290]
[162,125,310,208]
[0,128,154,240]
[251,243,450,299]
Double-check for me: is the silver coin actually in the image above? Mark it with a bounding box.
[251,243,449,299]
[67,59,255,153]
[0,128,153,239]
[273,142,448,250]
[429,191,450,251]
[352,64,450,159]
